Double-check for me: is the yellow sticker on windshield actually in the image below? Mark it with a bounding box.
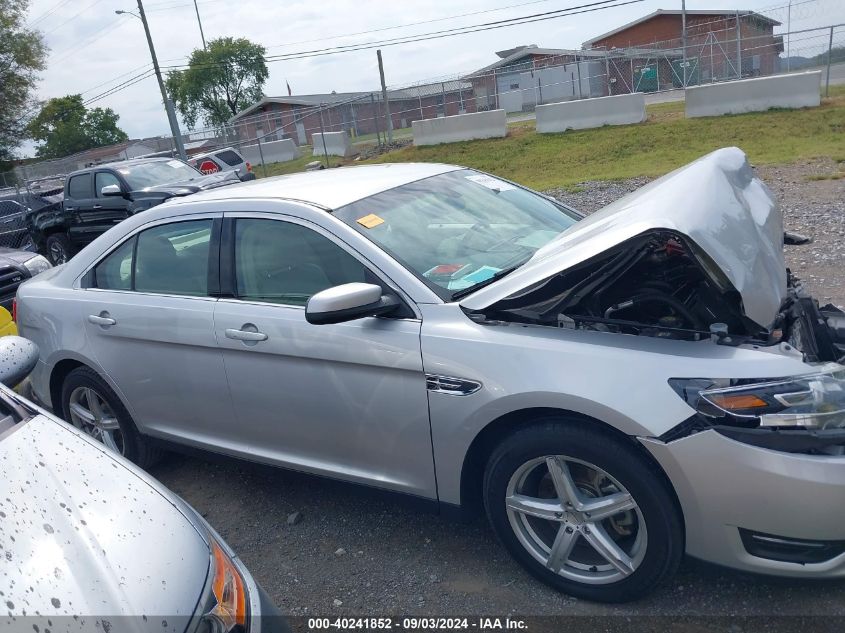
[357,213,385,229]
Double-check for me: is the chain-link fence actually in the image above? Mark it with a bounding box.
[4,18,843,187]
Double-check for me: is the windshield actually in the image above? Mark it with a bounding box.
[335,169,580,300]
[119,160,201,190]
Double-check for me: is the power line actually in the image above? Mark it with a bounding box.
[27,0,76,26]
[42,0,107,36]
[161,0,643,72]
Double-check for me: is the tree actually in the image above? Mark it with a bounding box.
[27,95,128,159]
[166,37,268,129]
[0,0,47,168]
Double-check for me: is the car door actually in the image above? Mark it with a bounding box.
[79,215,237,443]
[92,170,131,227]
[213,213,436,498]
[65,172,96,249]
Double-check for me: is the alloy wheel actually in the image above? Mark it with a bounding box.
[67,386,125,455]
[49,241,67,264]
[505,455,647,585]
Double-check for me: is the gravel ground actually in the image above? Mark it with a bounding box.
[151,160,845,626]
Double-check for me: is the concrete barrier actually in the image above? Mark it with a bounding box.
[685,71,822,118]
[241,138,300,165]
[311,132,357,157]
[412,109,506,146]
[536,93,646,133]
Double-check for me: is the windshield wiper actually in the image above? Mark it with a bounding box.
[451,262,526,300]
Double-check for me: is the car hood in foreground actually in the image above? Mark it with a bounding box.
[461,147,786,328]
[0,415,209,627]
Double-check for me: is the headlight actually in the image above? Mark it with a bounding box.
[198,537,248,632]
[22,255,51,277]
[670,364,845,430]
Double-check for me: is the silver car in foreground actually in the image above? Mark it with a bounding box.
[0,337,283,631]
[16,147,845,602]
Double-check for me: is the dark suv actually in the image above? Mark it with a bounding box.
[28,157,240,264]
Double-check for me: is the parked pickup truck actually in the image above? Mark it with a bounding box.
[27,157,240,264]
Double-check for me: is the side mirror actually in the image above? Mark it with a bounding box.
[0,335,39,388]
[305,283,399,325]
[101,184,128,198]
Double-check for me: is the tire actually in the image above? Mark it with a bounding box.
[483,418,683,602]
[61,366,162,469]
[45,233,75,265]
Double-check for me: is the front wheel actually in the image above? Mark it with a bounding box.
[483,419,683,602]
[45,233,75,265]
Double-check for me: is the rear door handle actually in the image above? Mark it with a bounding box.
[87,314,116,326]
[65,207,75,211]
[92,204,102,209]
[225,328,267,342]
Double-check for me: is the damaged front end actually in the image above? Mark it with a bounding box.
[459,147,845,454]
[470,228,845,362]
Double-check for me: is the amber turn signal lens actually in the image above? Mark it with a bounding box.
[210,539,247,629]
[708,393,769,410]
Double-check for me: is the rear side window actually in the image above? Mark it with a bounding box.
[93,220,213,296]
[67,174,92,199]
[94,237,135,291]
[216,150,243,166]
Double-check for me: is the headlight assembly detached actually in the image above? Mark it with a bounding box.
[670,364,845,430]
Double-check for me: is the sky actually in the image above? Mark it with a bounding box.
[20,0,845,155]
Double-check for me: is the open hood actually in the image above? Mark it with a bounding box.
[461,147,786,329]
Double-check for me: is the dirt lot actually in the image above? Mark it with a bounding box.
[151,160,845,625]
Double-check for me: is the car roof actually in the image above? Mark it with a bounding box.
[167,162,462,210]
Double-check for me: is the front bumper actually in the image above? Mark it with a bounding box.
[641,429,845,577]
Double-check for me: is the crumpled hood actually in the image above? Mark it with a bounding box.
[0,416,209,629]
[461,147,786,328]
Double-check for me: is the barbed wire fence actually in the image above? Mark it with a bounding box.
[3,17,843,189]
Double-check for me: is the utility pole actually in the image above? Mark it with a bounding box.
[135,0,187,160]
[681,0,687,87]
[377,50,393,143]
[735,11,742,79]
[786,1,792,71]
[193,0,207,49]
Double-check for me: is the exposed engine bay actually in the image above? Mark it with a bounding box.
[473,230,845,363]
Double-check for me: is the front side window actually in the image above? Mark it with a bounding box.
[334,169,580,300]
[234,219,368,306]
[93,220,212,296]
[95,172,121,197]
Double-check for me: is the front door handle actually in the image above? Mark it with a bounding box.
[87,314,116,326]
[92,204,102,209]
[225,328,267,342]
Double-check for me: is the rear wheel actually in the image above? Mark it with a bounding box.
[45,233,74,265]
[61,366,161,468]
[483,419,683,602]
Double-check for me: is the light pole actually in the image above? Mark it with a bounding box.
[193,0,207,50]
[116,1,187,160]
[786,0,792,71]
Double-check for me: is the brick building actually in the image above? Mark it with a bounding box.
[228,81,474,145]
[583,9,783,93]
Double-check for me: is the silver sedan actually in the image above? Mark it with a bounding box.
[15,148,845,602]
